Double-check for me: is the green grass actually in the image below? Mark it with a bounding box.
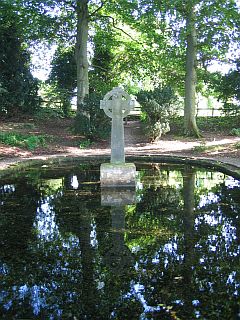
[193,141,240,153]
[193,142,225,153]
[0,132,47,150]
[193,144,207,152]
[79,139,92,149]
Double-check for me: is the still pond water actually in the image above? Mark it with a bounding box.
[0,162,239,319]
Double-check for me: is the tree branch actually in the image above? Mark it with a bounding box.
[98,15,139,42]
[91,63,109,72]
[89,1,105,18]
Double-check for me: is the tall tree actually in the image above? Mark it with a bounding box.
[13,0,240,136]
[175,0,239,136]
[15,0,140,118]
[132,0,240,136]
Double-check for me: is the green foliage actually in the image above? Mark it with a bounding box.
[193,142,207,153]
[171,116,240,135]
[35,106,67,120]
[198,116,240,132]
[50,46,76,91]
[7,0,240,111]
[47,46,77,117]
[193,143,222,153]
[89,28,119,94]
[221,59,240,102]
[25,135,46,150]
[235,142,240,149]
[230,128,240,137]
[0,2,40,117]
[0,132,47,150]
[4,0,239,125]
[222,103,240,116]
[137,86,180,141]
[79,139,92,149]
[40,82,74,118]
[210,59,240,116]
[74,93,111,140]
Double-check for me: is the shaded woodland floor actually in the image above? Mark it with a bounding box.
[0,117,239,170]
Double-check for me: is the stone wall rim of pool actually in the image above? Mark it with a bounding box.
[0,154,239,180]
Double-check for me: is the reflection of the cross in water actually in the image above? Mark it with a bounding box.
[101,188,136,273]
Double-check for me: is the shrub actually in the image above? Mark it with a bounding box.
[0,132,46,150]
[35,106,66,120]
[79,139,92,149]
[0,4,41,116]
[137,86,180,141]
[230,128,240,137]
[74,93,111,140]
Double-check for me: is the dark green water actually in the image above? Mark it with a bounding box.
[0,162,239,319]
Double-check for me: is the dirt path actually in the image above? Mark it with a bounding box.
[0,119,239,171]
[124,121,240,167]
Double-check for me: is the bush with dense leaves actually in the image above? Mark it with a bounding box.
[209,58,240,116]
[0,2,40,117]
[230,128,240,137]
[137,86,180,141]
[0,132,46,150]
[74,93,111,141]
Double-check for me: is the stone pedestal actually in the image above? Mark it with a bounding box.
[100,163,136,188]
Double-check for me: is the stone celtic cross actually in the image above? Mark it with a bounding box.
[100,87,136,164]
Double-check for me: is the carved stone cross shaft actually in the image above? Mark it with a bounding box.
[100,87,135,164]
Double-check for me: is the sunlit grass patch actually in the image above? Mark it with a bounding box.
[0,132,48,150]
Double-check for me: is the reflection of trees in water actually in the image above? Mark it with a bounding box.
[194,178,240,319]
[0,169,137,318]
[0,179,40,259]
[217,181,240,244]
[0,165,239,319]
[125,165,240,319]
[181,166,198,318]
[0,178,43,318]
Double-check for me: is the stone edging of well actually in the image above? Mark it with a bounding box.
[0,154,240,180]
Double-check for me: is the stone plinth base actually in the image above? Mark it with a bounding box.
[100,163,136,188]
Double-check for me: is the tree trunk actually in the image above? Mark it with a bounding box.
[76,0,89,112]
[184,5,201,137]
